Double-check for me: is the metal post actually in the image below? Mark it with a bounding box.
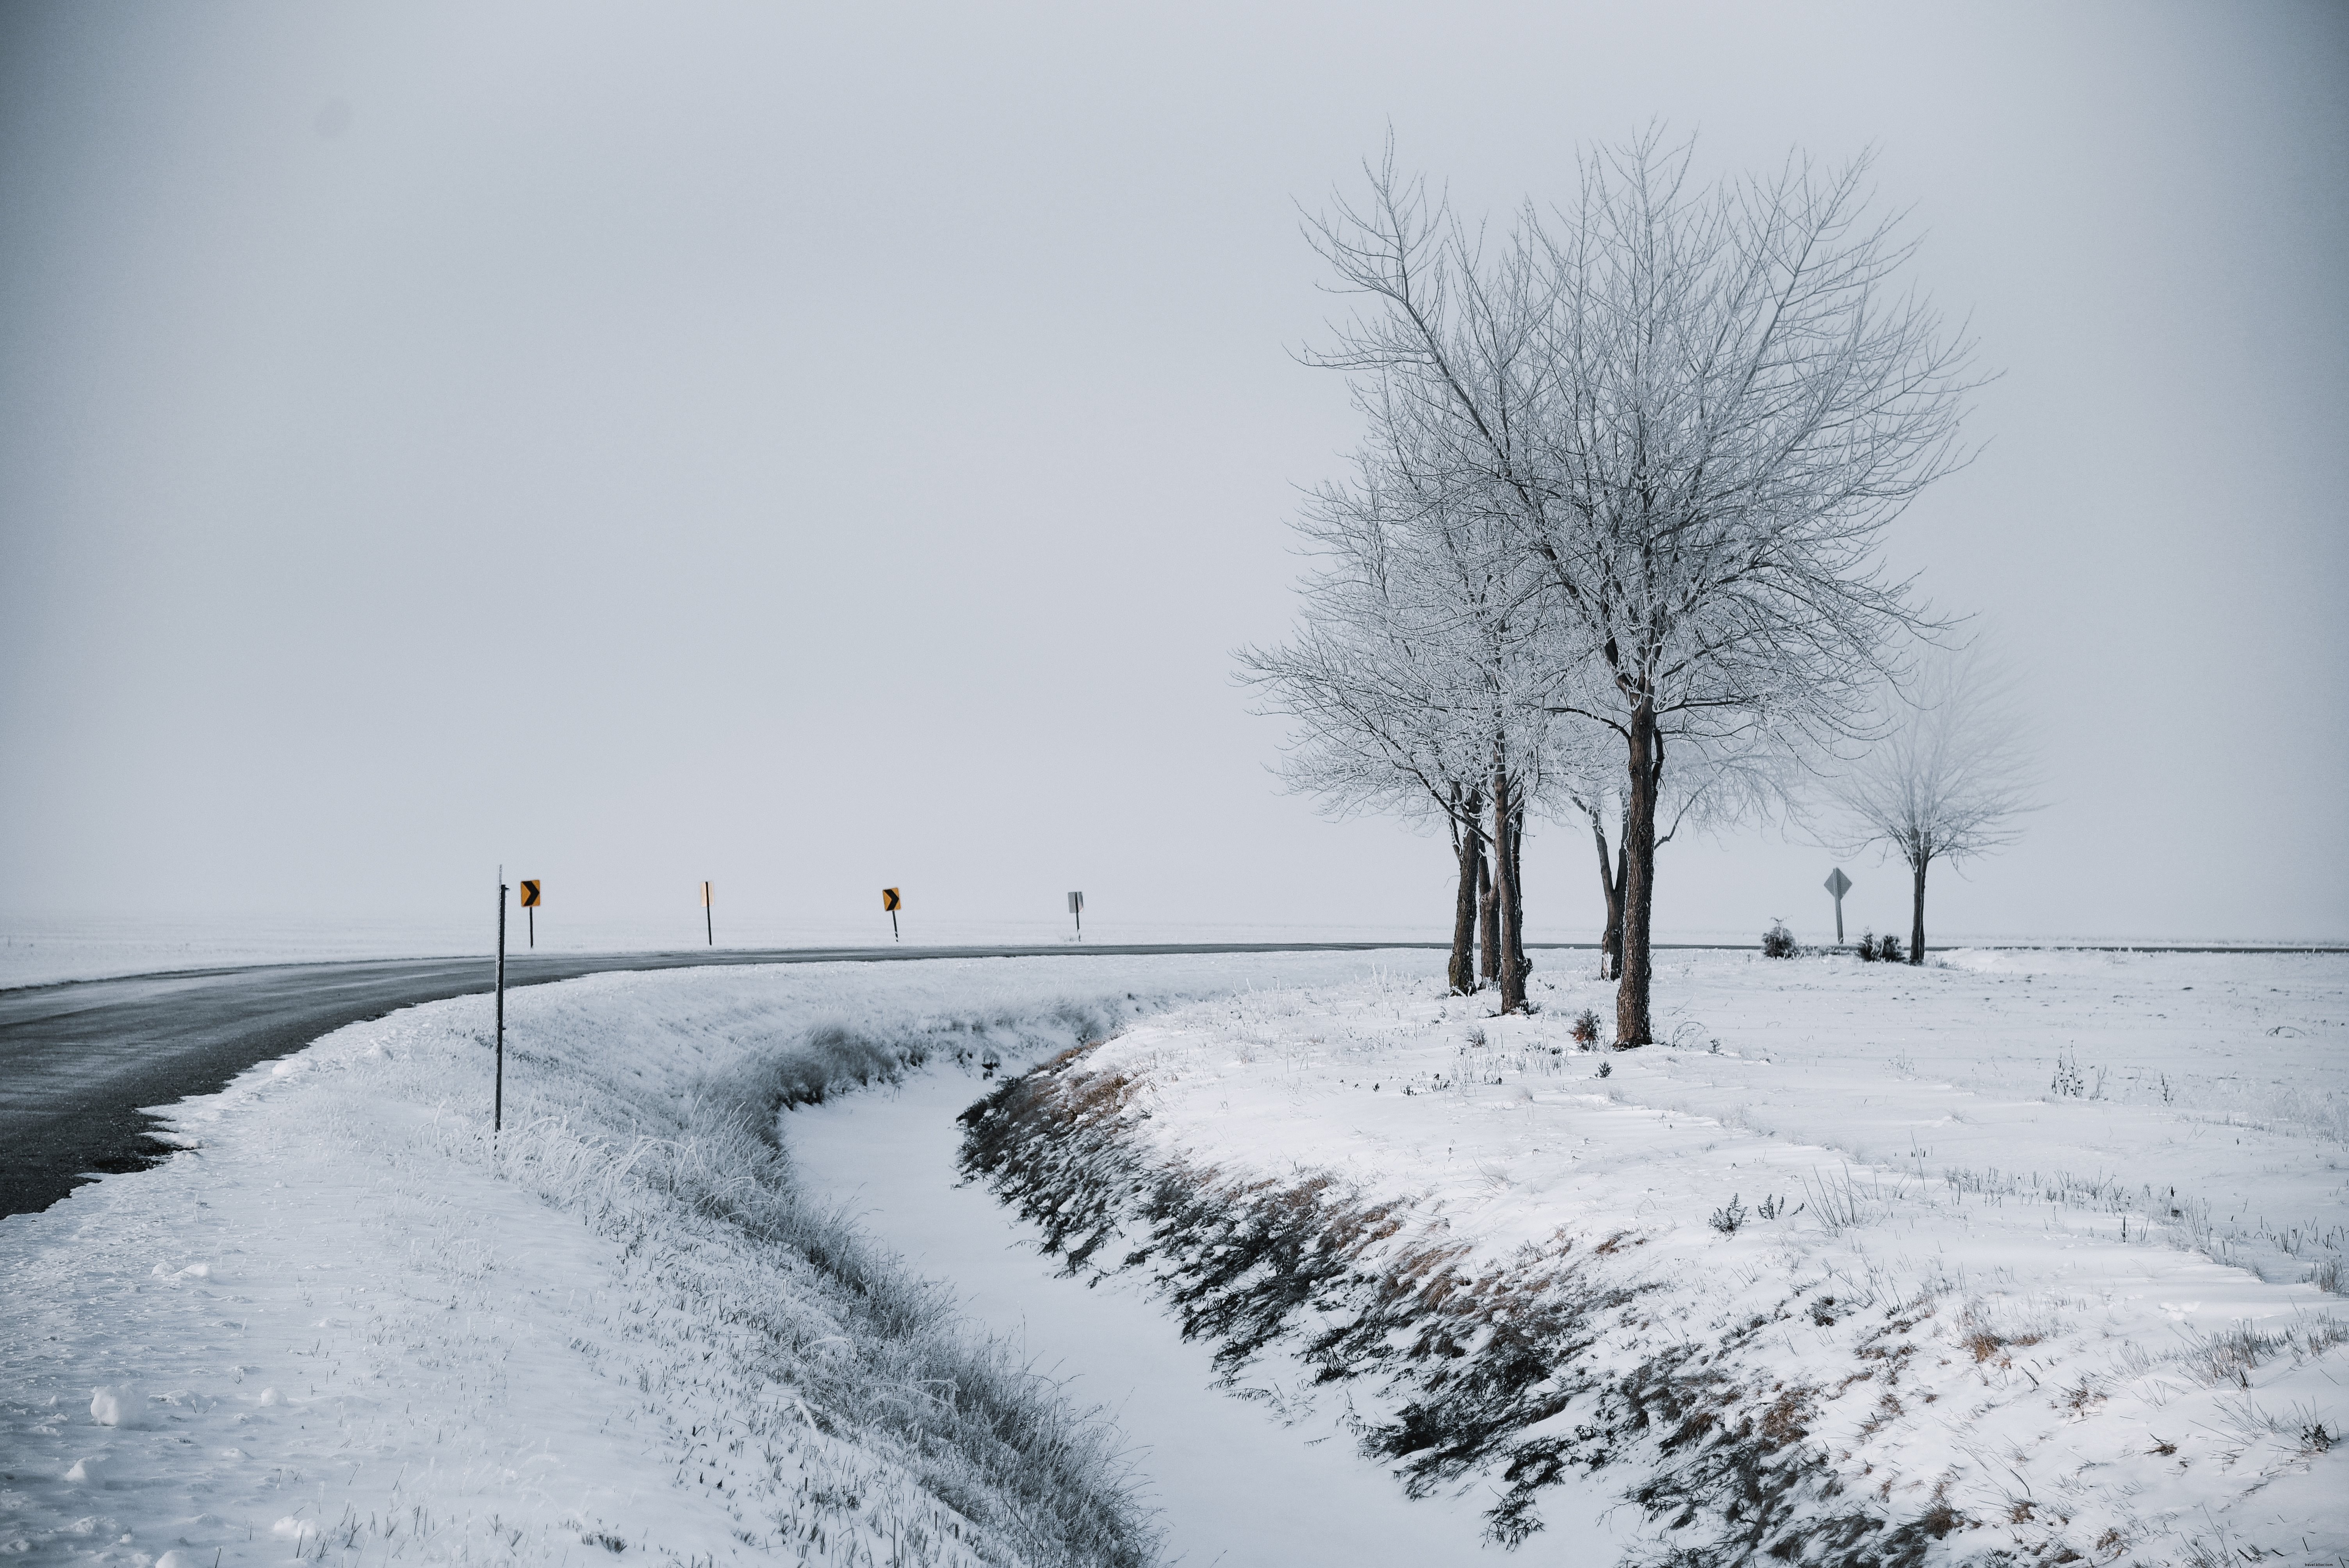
[1834,896,1843,946]
[704,881,713,946]
[890,909,899,942]
[495,869,506,1135]
[528,905,534,949]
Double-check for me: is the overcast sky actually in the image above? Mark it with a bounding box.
[3,0,2344,946]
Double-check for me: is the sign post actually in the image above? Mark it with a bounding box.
[882,887,902,942]
[519,879,541,948]
[495,867,507,1134]
[701,881,713,946]
[1824,867,1853,946]
[1068,890,1084,940]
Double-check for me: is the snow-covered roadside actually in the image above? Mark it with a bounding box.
[0,951,1444,1566]
[959,951,2349,1566]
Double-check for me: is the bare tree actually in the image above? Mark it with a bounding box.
[1236,446,1549,1000]
[1832,647,2037,962]
[1304,132,1977,1042]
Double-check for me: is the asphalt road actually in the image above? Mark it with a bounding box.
[0,940,1471,1218]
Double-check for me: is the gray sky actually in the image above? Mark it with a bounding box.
[3,0,2344,944]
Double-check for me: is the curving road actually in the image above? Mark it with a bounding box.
[0,941,1465,1218]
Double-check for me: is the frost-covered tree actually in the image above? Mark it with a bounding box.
[1237,433,1555,1006]
[1832,648,2037,963]
[1304,133,1977,1043]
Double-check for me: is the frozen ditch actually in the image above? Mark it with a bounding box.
[785,1063,1592,1567]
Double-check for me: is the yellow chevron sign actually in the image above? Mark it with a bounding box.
[518,880,542,907]
[882,887,902,912]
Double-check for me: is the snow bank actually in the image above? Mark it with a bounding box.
[960,949,2349,1565]
[0,950,1442,1565]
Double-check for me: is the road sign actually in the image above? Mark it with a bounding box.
[1824,867,1852,945]
[882,887,902,912]
[1068,890,1084,940]
[519,880,541,907]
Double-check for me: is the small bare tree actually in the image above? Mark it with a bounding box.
[1832,648,2037,962]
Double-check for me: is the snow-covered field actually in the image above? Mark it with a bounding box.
[0,950,1443,1566]
[961,949,2349,1565]
[7,947,2343,1566]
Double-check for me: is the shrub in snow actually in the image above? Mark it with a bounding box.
[2050,1051,2087,1097]
[1596,1060,1613,1079]
[1708,1195,1748,1234]
[1569,1009,1601,1049]
[1856,929,1879,962]
[1761,921,1797,959]
[1872,932,1905,963]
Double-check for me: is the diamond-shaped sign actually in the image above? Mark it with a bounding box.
[1824,868,1852,900]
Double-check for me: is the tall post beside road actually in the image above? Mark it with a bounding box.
[1068,890,1084,940]
[702,881,713,946]
[495,869,507,1134]
[1824,867,1853,946]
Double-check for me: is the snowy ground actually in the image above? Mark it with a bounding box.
[7,948,2342,1566]
[0,951,1445,1566]
[972,949,2349,1564]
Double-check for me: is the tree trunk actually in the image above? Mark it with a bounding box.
[1910,853,1928,966]
[1448,794,1485,995]
[1505,802,1531,1001]
[1590,810,1623,982]
[1610,836,1628,980]
[1615,704,1661,1045]
[1493,763,1527,1014]
[1477,841,1499,986]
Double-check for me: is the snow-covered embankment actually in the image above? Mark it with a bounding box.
[959,950,2349,1566]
